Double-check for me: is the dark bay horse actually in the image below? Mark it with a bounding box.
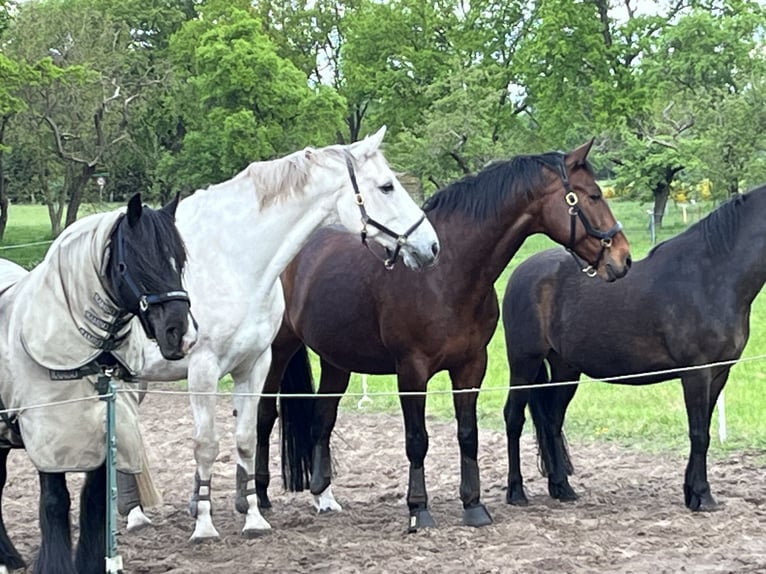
[502,186,766,512]
[256,141,632,531]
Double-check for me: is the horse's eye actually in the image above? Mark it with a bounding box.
[379,183,395,194]
[589,194,602,201]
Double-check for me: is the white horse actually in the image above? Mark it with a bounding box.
[132,127,440,541]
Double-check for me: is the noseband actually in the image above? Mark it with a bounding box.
[539,156,623,277]
[345,155,426,270]
[113,216,191,340]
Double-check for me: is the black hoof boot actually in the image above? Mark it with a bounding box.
[407,509,436,533]
[463,503,493,527]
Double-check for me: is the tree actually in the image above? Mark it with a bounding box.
[159,0,345,192]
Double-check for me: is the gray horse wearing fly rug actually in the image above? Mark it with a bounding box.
[0,194,197,574]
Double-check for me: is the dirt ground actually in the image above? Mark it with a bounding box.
[4,384,766,574]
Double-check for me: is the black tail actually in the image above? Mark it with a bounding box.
[527,363,573,477]
[280,345,316,492]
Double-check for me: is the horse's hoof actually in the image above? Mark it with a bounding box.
[506,484,529,506]
[407,509,436,533]
[189,531,220,544]
[549,480,578,502]
[463,503,493,527]
[313,486,343,513]
[242,527,271,539]
[685,484,718,511]
[126,506,153,532]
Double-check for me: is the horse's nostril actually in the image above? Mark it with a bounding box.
[431,242,440,257]
[626,255,633,269]
[167,327,179,344]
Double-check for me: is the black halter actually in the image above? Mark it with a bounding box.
[538,156,623,277]
[345,155,426,270]
[113,216,191,340]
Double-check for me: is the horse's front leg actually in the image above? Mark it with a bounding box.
[75,465,106,574]
[36,472,75,574]
[450,354,492,527]
[187,353,222,542]
[398,359,436,533]
[0,449,25,571]
[308,358,349,513]
[232,349,272,537]
[681,368,729,511]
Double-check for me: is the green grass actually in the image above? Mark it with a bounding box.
[5,198,764,454]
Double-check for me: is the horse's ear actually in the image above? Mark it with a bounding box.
[565,138,595,168]
[127,193,143,227]
[304,147,314,161]
[349,125,387,158]
[162,192,180,219]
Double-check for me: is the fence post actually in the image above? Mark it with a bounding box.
[717,390,727,443]
[98,372,122,574]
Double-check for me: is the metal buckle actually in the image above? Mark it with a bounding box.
[565,191,578,206]
[139,296,149,312]
[582,265,598,278]
[355,194,364,206]
[601,238,612,248]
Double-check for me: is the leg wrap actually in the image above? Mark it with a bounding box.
[188,472,212,518]
[235,465,257,515]
[117,471,141,516]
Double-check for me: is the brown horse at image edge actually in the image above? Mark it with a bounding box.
[256,140,632,531]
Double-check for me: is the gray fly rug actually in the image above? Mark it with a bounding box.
[0,210,146,473]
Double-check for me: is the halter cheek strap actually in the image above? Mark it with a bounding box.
[538,156,623,277]
[345,155,426,270]
[113,218,191,340]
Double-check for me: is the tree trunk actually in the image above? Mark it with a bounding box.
[652,165,684,228]
[0,116,9,241]
[40,168,64,238]
[64,163,95,228]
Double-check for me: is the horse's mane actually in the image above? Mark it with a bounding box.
[422,152,589,220]
[648,190,754,258]
[120,207,188,293]
[241,145,348,210]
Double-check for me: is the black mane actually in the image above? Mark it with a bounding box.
[649,188,757,258]
[118,206,187,293]
[422,152,588,221]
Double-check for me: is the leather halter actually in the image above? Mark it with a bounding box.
[537,156,623,277]
[113,215,191,340]
[345,155,426,270]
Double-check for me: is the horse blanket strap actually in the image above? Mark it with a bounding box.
[47,352,135,382]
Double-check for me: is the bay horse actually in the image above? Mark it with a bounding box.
[257,140,632,531]
[501,186,766,511]
[0,194,195,574]
[126,127,440,541]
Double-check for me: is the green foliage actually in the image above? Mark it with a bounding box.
[160,1,345,191]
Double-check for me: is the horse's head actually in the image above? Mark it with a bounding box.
[538,140,631,282]
[330,126,440,270]
[106,194,197,360]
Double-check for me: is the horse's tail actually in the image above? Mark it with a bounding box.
[135,437,162,508]
[280,344,315,492]
[528,362,573,477]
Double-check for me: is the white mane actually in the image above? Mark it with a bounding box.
[237,145,351,210]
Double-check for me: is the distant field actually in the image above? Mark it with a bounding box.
[4,198,765,454]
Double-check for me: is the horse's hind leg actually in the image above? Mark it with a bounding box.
[528,353,579,501]
[681,368,729,511]
[0,450,25,571]
[309,359,349,513]
[74,465,106,574]
[503,357,540,506]
[450,355,492,527]
[35,472,75,574]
